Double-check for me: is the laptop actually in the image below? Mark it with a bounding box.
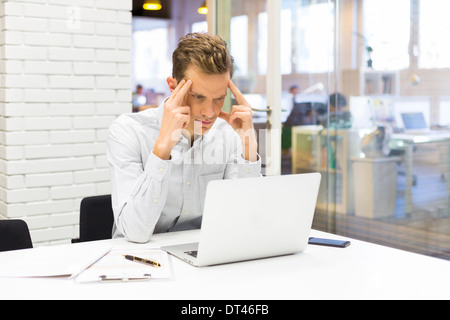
[401,112,429,133]
[399,112,450,137]
[162,173,321,267]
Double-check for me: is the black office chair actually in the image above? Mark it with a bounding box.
[74,194,115,243]
[0,219,33,252]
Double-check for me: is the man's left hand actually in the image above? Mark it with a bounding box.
[219,80,258,162]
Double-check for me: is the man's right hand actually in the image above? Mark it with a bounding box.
[153,79,192,160]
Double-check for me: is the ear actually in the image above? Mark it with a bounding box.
[166,77,177,93]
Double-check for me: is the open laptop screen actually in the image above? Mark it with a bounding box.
[401,112,427,130]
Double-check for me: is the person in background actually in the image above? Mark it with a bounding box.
[329,92,347,112]
[318,93,352,129]
[289,84,299,104]
[132,84,146,112]
[282,85,314,151]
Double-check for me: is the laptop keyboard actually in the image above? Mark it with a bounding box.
[184,250,198,258]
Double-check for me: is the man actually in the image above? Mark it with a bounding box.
[132,84,145,112]
[107,33,261,243]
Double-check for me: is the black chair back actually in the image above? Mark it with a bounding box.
[0,219,33,252]
[79,195,114,242]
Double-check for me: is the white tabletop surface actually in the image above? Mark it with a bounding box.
[0,229,449,300]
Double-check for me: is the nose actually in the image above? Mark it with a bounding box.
[201,100,215,119]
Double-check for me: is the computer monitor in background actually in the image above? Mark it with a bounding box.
[393,97,431,130]
[401,112,428,130]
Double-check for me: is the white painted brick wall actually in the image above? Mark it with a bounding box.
[0,0,132,246]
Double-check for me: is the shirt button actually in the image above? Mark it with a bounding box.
[246,169,251,174]
[184,209,189,214]
[186,181,191,186]
[159,167,164,173]
[153,198,159,203]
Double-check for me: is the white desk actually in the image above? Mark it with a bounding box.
[0,229,449,300]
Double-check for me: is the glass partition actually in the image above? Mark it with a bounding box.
[334,0,450,260]
[219,0,450,260]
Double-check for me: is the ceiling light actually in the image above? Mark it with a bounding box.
[198,1,207,14]
[143,0,162,11]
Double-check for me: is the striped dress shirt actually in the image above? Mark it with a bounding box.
[107,103,261,243]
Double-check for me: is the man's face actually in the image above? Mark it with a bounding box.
[170,65,230,137]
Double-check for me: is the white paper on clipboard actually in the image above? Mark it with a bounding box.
[75,248,173,283]
[0,245,111,279]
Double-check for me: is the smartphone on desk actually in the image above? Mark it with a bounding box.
[308,237,351,248]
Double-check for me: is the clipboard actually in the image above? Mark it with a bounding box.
[75,248,173,283]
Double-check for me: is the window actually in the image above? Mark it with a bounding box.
[192,21,208,33]
[362,0,410,70]
[419,0,450,69]
[192,17,248,77]
[132,27,171,91]
[258,9,292,75]
[230,15,249,77]
[293,1,335,73]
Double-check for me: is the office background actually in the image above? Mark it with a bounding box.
[1,0,449,261]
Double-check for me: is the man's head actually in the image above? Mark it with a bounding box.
[329,93,347,112]
[167,33,235,137]
[289,85,299,96]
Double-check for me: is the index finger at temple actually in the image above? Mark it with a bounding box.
[228,80,249,106]
[172,79,192,104]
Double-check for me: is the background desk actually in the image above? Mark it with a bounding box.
[390,132,450,213]
[0,229,448,300]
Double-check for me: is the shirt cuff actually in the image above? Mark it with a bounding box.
[144,150,172,182]
[240,153,261,164]
[238,153,262,177]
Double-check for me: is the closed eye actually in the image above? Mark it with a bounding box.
[191,94,206,101]
[190,93,226,103]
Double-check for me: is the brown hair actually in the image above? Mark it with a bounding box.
[172,32,234,82]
